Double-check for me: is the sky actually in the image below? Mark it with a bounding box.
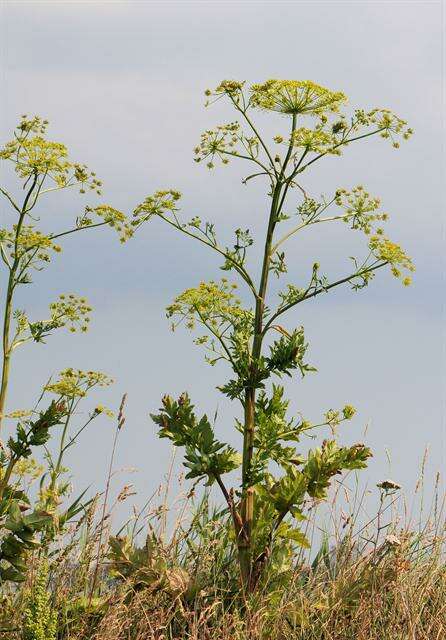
[0,0,444,527]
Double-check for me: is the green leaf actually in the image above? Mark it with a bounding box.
[276,523,310,548]
[0,565,26,582]
[270,468,308,513]
[152,393,241,482]
[22,510,53,529]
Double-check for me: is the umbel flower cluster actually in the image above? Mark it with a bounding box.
[0,116,102,193]
[166,279,243,331]
[132,189,182,223]
[11,294,92,350]
[0,114,155,447]
[249,79,347,115]
[195,79,412,170]
[45,368,113,399]
[78,204,136,243]
[0,114,161,384]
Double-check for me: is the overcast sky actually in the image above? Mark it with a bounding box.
[0,0,444,525]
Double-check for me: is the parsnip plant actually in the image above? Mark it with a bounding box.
[0,116,139,582]
[146,80,414,590]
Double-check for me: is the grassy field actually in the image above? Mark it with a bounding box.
[1,466,444,640]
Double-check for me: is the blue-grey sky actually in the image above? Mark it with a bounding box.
[0,1,444,521]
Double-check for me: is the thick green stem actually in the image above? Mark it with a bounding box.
[239,181,283,588]
[0,173,38,433]
[239,387,255,585]
[0,279,14,432]
[238,117,298,590]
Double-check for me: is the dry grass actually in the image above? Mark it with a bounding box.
[1,471,445,640]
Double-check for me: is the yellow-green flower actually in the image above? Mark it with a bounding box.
[45,368,113,398]
[250,80,347,116]
[369,235,414,283]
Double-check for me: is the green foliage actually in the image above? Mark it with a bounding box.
[5,402,65,460]
[0,504,51,583]
[0,402,66,582]
[304,440,372,500]
[266,327,314,378]
[147,77,413,590]
[151,394,241,484]
[108,533,192,598]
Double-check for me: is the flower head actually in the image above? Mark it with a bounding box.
[0,115,102,193]
[213,80,245,96]
[94,404,115,418]
[48,294,92,333]
[250,80,347,116]
[377,479,402,492]
[369,235,414,283]
[167,279,244,332]
[133,190,182,222]
[80,204,135,242]
[45,368,113,399]
[335,186,388,235]
[0,225,62,265]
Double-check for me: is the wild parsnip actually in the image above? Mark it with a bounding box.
[144,79,414,589]
[0,116,147,585]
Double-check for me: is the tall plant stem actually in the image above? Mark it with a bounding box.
[239,181,283,586]
[239,116,297,589]
[0,175,37,433]
[0,282,13,433]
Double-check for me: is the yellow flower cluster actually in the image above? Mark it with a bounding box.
[49,294,92,333]
[80,205,134,243]
[342,405,356,419]
[335,186,388,234]
[0,115,102,193]
[1,409,32,419]
[211,80,246,96]
[354,108,413,147]
[193,122,255,168]
[17,115,48,135]
[12,457,44,480]
[0,225,62,263]
[203,80,246,106]
[166,279,243,331]
[250,80,347,116]
[290,127,336,154]
[2,136,70,178]
[45,368,113,399]
[133,190,182,222]
[369,235,414,284]
[94,404,115,418]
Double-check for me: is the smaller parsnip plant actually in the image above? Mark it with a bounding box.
[144,80,414,591]
[0,116,141,583]
[0,115,136,431]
